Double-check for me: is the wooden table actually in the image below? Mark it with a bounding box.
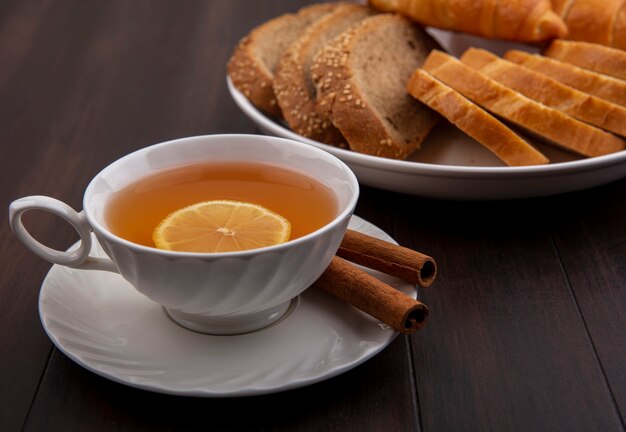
[2,1,625,430]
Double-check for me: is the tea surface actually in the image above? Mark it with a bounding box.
[105,161,338,247]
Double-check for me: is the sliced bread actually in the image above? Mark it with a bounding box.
[311,14,440,159]
[273,4,375,146]
[422,50,625,157]
[462,48,626,138]
[504,50,626,107]
[544,40,626,80]
[227,3,337,118]
[407,69,549,166]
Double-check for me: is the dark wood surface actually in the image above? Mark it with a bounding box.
[1,1,625,431]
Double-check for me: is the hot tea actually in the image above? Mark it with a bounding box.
[105,161,338,248]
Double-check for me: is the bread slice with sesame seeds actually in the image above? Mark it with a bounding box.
[273,4,375,146]
[227,3,338,118]
[311,14,440,159]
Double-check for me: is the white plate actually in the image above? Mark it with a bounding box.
[227,29,626,200]
[38,216,414,397]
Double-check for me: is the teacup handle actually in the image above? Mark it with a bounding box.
[9,196,118,273]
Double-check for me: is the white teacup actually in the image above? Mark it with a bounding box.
[9,134,359,335]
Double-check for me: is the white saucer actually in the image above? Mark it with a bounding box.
[38,216,415,397]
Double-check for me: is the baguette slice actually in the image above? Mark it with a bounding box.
[273,4,375,146]
[407,69,549,166]
[544,40,626,80]
[462,48,626,138]
[227,3,338,118]
[505,50,626,107]
[311,14,440,159]
[423,50,625,157]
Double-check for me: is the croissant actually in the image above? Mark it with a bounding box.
[368,0,567,42]
[551,0,626,49]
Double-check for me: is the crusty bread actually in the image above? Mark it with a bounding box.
[407,69,549,166]
[551,0,626,49]
[273,4,374,146]
[227,3,337,118]
[615,2,626,50]
[368,0,567,42]
[505,50,626,107]
[556,0,625,47]
[551,0,575,15]
[544,40,626,80]
[462,48,626,138]
[311,14,440,159]
[423,50,625,157]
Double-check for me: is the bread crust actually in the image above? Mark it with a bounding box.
[311,14,439,159]
[227,3,337,118]
[463,48,626,138]
[550,0,575,15]
[544,40,626,81]
[273,4,374,146]
[505,50,626,107]
[614,2,626,50]
[560,0,624,46]
[228,28,282,118]
[368,0,567,41]
[407,69,549,166]
[423,50,625,157]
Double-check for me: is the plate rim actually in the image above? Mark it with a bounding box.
[226,76,626,180]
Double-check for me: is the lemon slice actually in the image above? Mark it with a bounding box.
[153,200,291,253]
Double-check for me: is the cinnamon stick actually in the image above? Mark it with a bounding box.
[313,256,430,334]
[338,229,437,287]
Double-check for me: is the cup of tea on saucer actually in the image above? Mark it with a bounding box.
[9,134,360,335]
